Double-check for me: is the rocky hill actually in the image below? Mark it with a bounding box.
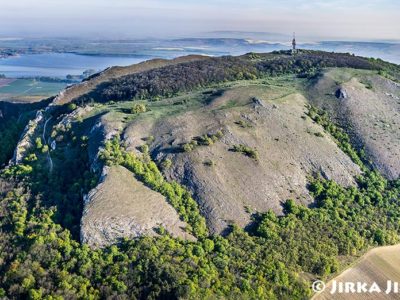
[1,50,399,299]
[2,50,400,243]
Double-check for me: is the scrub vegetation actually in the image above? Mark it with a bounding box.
[0,51,400,299]
[1,110,399,299]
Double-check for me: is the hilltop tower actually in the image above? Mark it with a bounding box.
[292,32,297,55]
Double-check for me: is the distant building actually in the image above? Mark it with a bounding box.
[292,33,297,55]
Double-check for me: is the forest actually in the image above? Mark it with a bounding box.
[76,50,399,105]
[0,102,399,299]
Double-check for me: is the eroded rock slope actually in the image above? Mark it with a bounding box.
[307,69,400,179]
[123,85,361,233]
[81,165,194,248]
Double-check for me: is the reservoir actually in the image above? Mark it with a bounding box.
[0,53,151,78]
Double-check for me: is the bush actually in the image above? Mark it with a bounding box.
[203,159,215,167]
[131,103,147,114]
[161,159,172,170]
[314,132,324,137]
[183,131,224,151]
[35,137,43,149]
[183,142,195,152]
[67,103,77,111]
[140,144,149,154]
[232,144,259,160]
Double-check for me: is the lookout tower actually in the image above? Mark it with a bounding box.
[292,32,297,55]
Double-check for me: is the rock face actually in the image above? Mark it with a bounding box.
[12,110,44,164]
[123,86,361,234]
[335,88,348,99]
[87,112,124,173]
[81,166,193,248]
[308,69,400,179]
[340,77,400,179]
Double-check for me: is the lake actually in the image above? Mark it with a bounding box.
[0,53,151,78]
[0,39,399,79]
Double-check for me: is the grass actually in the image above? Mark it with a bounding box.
[73,75,319,152]
[82,76,304,127]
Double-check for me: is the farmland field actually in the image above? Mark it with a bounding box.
[314,244,400,300]
[0,78,67,103]
[0,78,16,88]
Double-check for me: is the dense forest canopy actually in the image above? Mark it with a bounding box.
[77,50,399,104]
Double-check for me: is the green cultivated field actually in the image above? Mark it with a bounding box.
[0,79,67,103]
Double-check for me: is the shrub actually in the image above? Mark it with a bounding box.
[35,138,43,149]
[161,159,172,170]
[131,103,147,114]
[67,103,77,111]
[203,159,215,167]
[140,144,149,154]
[232,144,259,160]
[235,120,252,128]
[184,131,224,151]
[197,135,214,146]
[183,143,195,152]
[314,132,324,137]
[41,145,49,153]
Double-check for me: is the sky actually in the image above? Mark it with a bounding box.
[0,0,399,41]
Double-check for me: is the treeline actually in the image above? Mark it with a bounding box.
[76,50,387,104]
[257,50,380,77]
[81,56,259,102]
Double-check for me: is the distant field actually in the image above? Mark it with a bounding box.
[0,79,67,103]
[314,244,400,300]
[0,78,16,88]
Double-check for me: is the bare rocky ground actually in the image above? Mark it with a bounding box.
[81,165,194,248]
[123,84,361,233]
[307,69,400,179]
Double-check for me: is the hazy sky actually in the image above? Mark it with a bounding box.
[1,0,399,40]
